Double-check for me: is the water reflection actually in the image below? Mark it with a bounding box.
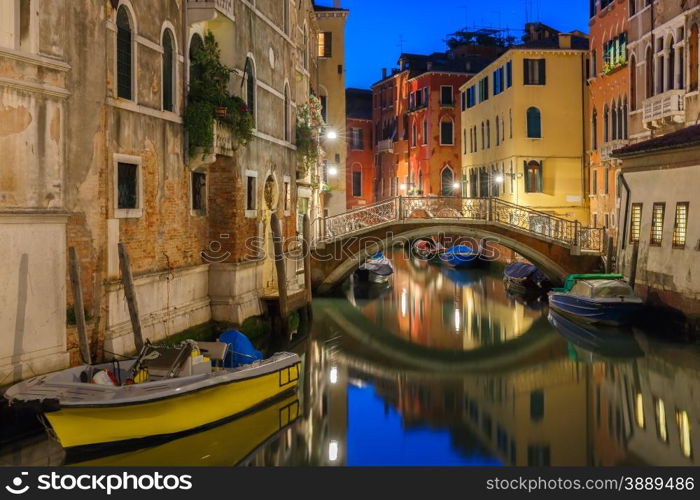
[2,251,699,467]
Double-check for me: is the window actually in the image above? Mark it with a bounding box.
[303,25,308,69]
[466,86,476,108]
[590,0,597,17]
[412,122,417,147]
[423,87,429,106]
[592,109,598,150]
[461,91,466,111]
[592,168,598,194]
[283,177,291,213]
[673,202,689,248]
[486,120,490,148]
[528,446,551,466]
[422,119,427,145]
[118,163,138,209]
[481,122,485,149]
[646,46,654,98]
[604,167,610,194]
[114,154,142,218]
[604,105,609,142]
[630,203,642,243]
[530,390,545,421]
[283,0,290,34]
[629,0,636,16]
[441,167,455,195]
[509,109,513,138]
[245,170,257,216]
[478,77,489,102]
[162,29,175,112]
[351,128,364,150]
[524,160,543,193]
[284,84,290,142]
[463,128,467,154]
[352,170,362,197]
[191,172,206,215]
[691,25,699,92]
[320,95,327,122]
[506,61,513,88]
[116,6,133,100]
[630,55,637,110]
[526,107,542,138]
[524,58,546,85]
[440,119,454,145]
[496,118,500,146]
[245,57,256,127]
[409,92,415,110]
[592,50,597,76]
[440,86,453,106]
[318,32,332,58]
[650,203,665,245]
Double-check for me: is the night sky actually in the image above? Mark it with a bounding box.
[315,0,589,89]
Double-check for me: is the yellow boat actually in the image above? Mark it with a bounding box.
[4,341,301,452]
[70,395,300,466]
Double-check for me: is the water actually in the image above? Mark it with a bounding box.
[2,250,699,466]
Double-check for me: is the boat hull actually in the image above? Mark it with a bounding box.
[43,361,300,450]
[548,293,643,326]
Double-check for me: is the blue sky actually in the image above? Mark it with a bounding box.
[315,0,589,89]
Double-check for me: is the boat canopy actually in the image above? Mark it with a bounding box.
[557,274,624,293]
[568,279,637,299]
[444,244,476,255]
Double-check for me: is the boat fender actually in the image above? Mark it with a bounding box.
[92,369,119,386]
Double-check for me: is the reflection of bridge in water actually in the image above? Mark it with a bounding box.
[311,197,604,293]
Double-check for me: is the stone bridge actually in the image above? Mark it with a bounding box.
[310,197,603,293]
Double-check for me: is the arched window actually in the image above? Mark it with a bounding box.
[630,55,637,110]
[667,36,675,91]
[303,24,309,70]
[646,46,654,98]
[189,33,204,85]
[440,117,454,145]
[481,121,485,149]
[284,83,290,142]
[418,169,423,191]
[422,118,428,145]
[486,119,491,147]
[617,100,624,140]
[524,160,543,193]
[496,117,500,145]
[245,56,256,127]
[592,108,598,150]
[162,29,175,112]
[622,97,628,139]
[604,105,609,142]
[691,25,699,91]
[440,166,455,196]
[116,5,133,100]
[526,107,541,138]
[611,102,618,140]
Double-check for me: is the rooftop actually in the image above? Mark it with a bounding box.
[613,124,700,157]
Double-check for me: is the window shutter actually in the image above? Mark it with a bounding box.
[524,59,530,85]
[538,59,546,85]
[523,161,529,192]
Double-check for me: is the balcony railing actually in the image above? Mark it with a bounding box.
[214,120,234,157]
[643,89,685,128]
[187,0,235,24]
[600,139,628,162]
[376,139,394,153]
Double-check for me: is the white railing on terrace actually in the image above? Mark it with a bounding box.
[599,139,628,162]
[213,120,234,157]
[319,196,604,255]
[643,89,685,126]
[376,139,394,153]
[187,0,235,23]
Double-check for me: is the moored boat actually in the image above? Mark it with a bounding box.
[356,251,394,283]
[547,274,644,326]
[503,262,552,295]
[3,339,301,452]
[438,244,480,268]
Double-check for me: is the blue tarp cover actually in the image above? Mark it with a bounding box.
[444,245,476,255]
[218,330,263,367]
[504,262,548,284]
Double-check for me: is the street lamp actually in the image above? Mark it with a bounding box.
[494,174,505,184]
[328,165,338,176]
[325,129,338,140]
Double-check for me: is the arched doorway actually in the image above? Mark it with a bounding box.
[441,166,455,196]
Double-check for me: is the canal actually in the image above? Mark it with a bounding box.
[2,249,699,466]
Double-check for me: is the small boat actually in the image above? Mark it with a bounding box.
[503,262,552,295]
[547,273,644,326]
[356,251,394,283]
[413,239,437,259]
[548,310,644,359]
[438,244,480,268]
[4,336,301,453]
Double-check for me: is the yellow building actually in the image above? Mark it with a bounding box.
[315,3,348,216]
[460,29,590,223]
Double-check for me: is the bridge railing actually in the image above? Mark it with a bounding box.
[319,196,604,255]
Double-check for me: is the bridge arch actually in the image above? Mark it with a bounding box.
[315,223,570,294]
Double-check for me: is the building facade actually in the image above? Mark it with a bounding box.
[345,88,374,208]
[460,30,590,224]
[315,2,348,216]
[588,0,630,246]
[0,0,322,384]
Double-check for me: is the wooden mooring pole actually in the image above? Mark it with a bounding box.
[271,213,290,337]
[301,214,313,323]
[629,241,640,290]
[118,242,145,351]
[68,247,92,364]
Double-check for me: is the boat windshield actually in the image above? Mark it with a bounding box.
[569,281,593,297]
[590,281,636,298]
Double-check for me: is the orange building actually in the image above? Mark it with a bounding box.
[588,0,629,249]
[371,51,496,201]
[345,89,374,208]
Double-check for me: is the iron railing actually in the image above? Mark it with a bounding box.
[320,196,604,255]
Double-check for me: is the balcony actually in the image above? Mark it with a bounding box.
[600,139,627,162]
[643,89,685,129]
[376,139,394,153]
[214,120,234,157]
[187,0,235,24]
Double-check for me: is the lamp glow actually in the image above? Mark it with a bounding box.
[328,440,339,461]
[495,175,505,184]
[452,182,460,190]
[326,130,338,140]
[328,166,338,176]
[329,366,338,384]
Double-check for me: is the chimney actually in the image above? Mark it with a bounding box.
[558,33,572,49]
[382,68,387,79]
[334,0,341,7]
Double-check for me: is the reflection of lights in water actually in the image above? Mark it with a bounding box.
[401,288,408,317]
[655,398,667,442]
[328,440,339,461]
[329,366,338,384]
[454,308,461,332]
[635,393,645,428]
[676,410,692,458]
